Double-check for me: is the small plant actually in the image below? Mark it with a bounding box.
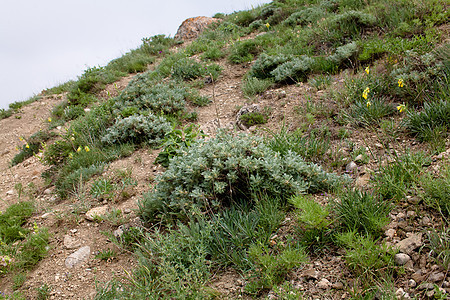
[95,249,117,261]
[420,166,450,216]
[155,124,205,168]
[241,76,273,98]
[101,114,171,146]
[332,189,391,237]
[342,97,394,127]
[36,283,52,300]
[90,178,115,201]
[337,231,396,283]
[239,111,268,127]
[245,243,307,295]
[426,228,450,270]
[12,273,26,290]
[228,40,261,64]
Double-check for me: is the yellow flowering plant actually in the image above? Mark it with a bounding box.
[362,87,370,99]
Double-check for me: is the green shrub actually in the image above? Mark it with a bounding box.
[241,76,273,97]
[342,97,395,127]
[266,127,331,163]
[239,112,268,127]
[374,151,430,201]
[421,167,450,216]
[171,58,205,81]
[11,130,56,166]
[101,114,171,146]
[140,132,343,223]
[0,202,34,244]
[328,41,359,68]
[405,99,449,141]
[155,124,205,168]
[332,189,391,237]
[282,7,327,27]
[200,46,225,61]
[330,10,376,38]
[271,55,315,83]
[250,53,291,79]
[228,40,261,64]
[140,34,176,56]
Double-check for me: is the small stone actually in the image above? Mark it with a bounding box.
[354,154,364,162]
[332,282,344,290]
[407,211,416,218]
[421,216,431,225]
[397,212,406,220]
[429,272,445,282]
[395,253,411,265]
[426,290,435,298]
[408,279,417,287]
[70,229,78,234]
[412,271,425,283]
[6,190,14,196]
[124,208,131,214]
[375,143,383,149]
[41,212,54,219]
[84,108,91,112]
[355,173,371,187]
[302,268,319,280]
[443,281,450,288]
[44,188,52,195]
[346,161,358,173]
[65,246,90,268]
[418,283,434,290]
[317,278,331,289]
[396,233,423,254]
[395,288,406,298]
[85,205,109,221]
[385,229,396,239]
[113,226,124,238]
[63,235,81,250]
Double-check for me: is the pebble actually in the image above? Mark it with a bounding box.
[421,216,431,225]
[44,188,52,195]
[418,283,434,290]
[65,246,90,268]
[355,173,371,187]
[85,205,109,221]
[63,235,81,250]
[408,279,417,287]
[317,278,331,289]
[346,161,357,173]
[332,282,344,290]
[394,253,411,265]
[385,229,396,239]
[124,208,131,214]
[407,211,416,218]
[429,272,445,282]
[354,154,364,162]
[396,233,423,254]
[6,190,14,196]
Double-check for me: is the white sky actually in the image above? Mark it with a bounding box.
[0,0,271,109]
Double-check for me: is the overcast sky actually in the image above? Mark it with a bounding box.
[0,0,271,109]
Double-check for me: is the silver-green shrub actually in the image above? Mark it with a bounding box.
[140,132,344,222]
[102,114,171,146]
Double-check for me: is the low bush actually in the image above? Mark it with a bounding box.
[228,40,262,64]
[282,7,327,27]
[241,76,274,97]
[101,114,171,146]
[341,97,395,127]
[140,132,343,223]
[329,10,376,39]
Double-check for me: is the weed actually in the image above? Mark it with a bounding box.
[420,166,450,216]
[36,284,51,300]
[342,97,394,127]
[228,40,261,64]
[332,189,391,237]
[239,111,268,127]
[241,76,273,98]
[12,273,26,290]
[95,249,117,261]
[426,228,450,269]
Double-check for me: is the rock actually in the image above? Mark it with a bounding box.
[65,246,90,268]
[418,283,434,290]
[332,282,344,290]
[85,205,109,221]
[408,279,417,287]
[124,208,132,214]
[426,290,435,298]
[346,161,357,173]
[394,253,411,265]
[421,216,431,225]
[63,235,81,250]
[412,270,425,283]
[396,233,422,254]
[302,268,319,280]
[443,281,450,288]
[41,212,54,219]
[6,190,14,196]
[317,278,331,289]
[429,272,445,282]
[44,188,52,195]
[397,212,406,220]
[113,226,125,238]
[354,154,364,163]
[407,211,416,218]
[385,228,396,239]
[355,173,371,187]
[395,288,407,299]
[174,16,220,41]
[84,108,91,112]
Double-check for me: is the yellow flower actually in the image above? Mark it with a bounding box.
[365,66,370,75]
[19,136,24,141]
[265,23,270,29]
[397,104,406,113]
[362,87,370,99]
[77,146,81,152]
[84,146,90,152]
[68,153,74,159]
[48,117,52,122]
[366,101,371,107]
[26,144,30,149]
[398,78,404,87]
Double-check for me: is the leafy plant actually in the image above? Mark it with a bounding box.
[239,111,268,127]
[406,99,449,141]
[140,132,343,223]
[333,189,391,237]
[228,40,261,64]
[241,76,273,97]
[421,166,450,216]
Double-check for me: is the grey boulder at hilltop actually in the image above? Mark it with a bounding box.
[174,16,220,40]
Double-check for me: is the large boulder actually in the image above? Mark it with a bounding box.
[174,16,220,41]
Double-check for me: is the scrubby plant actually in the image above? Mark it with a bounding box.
[374,151,430,201]
[101,114,171,146]
[241,76,273,97]
[11,130,56,166]
[342,97,395,127]
[140,132,343,223]
[228,40,262,64]
[332,189,392,237]
[271,56,315,83]
[282,7,327,27]
[155,124,205,168]
[405,99,449,141]
[329,10,376,39]
[239,112,268,127]
[328,41,359,68]
[420,166,450,216]
[0,202,34,244]
[200,46,225,61]
[171,58,222,82]
[250,53,291,79]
